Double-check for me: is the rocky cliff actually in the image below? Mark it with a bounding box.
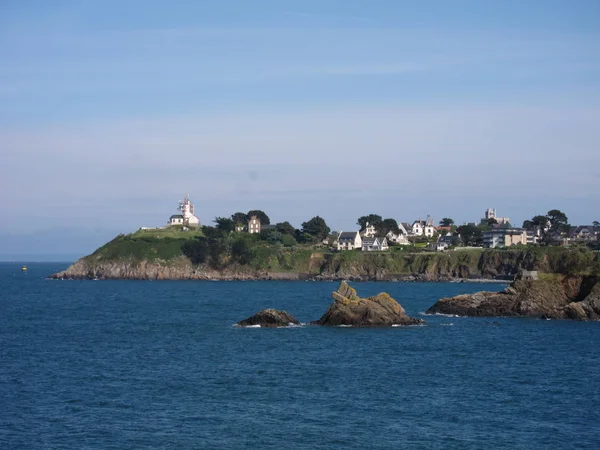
[50,234,600,282]
[426,275,600,320]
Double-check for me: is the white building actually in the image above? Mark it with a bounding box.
[412,216,436,238]
[169,214,184,226]
[248,216,261,234]
[337,231,362,250]
[362,222,377,238]
[169,195,200,227]
[386,231,409,245]
[483,228,527,248]
[362,237,389,251]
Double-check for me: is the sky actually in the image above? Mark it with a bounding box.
[1,0,599,259]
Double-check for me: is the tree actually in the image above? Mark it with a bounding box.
[531,215,550,230]
[182,238,208,265]
[439,218,454,227]
[301,216,330,241]
[231,212,247,225]
[593,221,600,228]
[246,210,270,225]
[214,217,235,233]
[231,237,252,265]
[378,218,400,237]
[281,234,297,247]
[457,224,483,246]
[357,214,382,231]
[275,221,296,236]
[522,220,534,230]
[547,209,569,233]
[260,228,282,244]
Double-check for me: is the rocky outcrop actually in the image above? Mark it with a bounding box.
[426,276,600,321]
[314,281,423,327]
[565,282,600,321]
[50,258,314,281]
[237,309,300,327]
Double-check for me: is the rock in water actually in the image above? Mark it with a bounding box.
[426,277,600,321]
[237,309,300,328]
[316,281,423,327]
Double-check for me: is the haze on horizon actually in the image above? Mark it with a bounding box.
[1,0,599,259]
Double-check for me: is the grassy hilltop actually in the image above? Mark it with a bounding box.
[70,227,600,280]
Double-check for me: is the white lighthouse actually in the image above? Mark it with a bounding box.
[169,195,200,228]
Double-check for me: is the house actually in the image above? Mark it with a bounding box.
[412,221,424,236]
[412,216,436,237]
[361,222,377,237]
[337,231,362,250]
[567,226,598,243]
[483,228,528,248]
[430,242,449,252]
[362,236,389,252]
[386,230,410,245]
[248,215,261,234]
[169,214,184,226]
[235,223,245,232]
[397,222,409,235]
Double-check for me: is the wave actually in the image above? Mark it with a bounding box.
[426,312,462,318]
[233,323,308,329]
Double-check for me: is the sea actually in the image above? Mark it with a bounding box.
[1,262,599,449]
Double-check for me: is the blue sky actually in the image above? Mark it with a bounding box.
[1,0,599,258]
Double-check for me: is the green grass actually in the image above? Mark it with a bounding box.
[130,227,204,239]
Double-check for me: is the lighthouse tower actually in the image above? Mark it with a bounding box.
[178,195,200,227]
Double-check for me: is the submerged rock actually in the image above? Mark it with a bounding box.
[315,281,423,327]
[237,309,300,328]
[426,276,600,321]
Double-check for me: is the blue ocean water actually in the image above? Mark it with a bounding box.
[1,263,599,449]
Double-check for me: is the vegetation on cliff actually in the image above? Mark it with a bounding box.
[60,226,600,280]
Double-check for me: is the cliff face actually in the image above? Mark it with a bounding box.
[426,276,600,320]
[51,257,312,281]
[50,243,600,282]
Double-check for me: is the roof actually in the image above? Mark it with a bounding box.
[338,231,359,240]
[362,237,377,245]
[401,222,411,229]
[170,214,184,219]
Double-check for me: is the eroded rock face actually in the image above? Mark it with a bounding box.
[237,309,300,328]
[315,281,423,327]
[426,277,600,321]
[565,283,600,321]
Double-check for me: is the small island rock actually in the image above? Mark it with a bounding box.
[237,309,300,328]
[315,281,423,327]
